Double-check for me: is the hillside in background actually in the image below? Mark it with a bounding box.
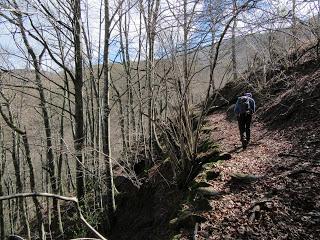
[0,22,314,161]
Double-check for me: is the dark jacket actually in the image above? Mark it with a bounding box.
[234,96,256,115]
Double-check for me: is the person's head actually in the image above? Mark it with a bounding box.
[244,92,252,98]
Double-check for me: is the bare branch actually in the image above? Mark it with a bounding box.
[0,192,107,240]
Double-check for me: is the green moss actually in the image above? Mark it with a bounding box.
[214,160,225,166]
[198,139,219,153]
[177,208,192,218]
[230,173,260,183]
[202,162,216,170]
[171,234,182,240]
[191,180,211,190]
[169,210,206,230]
[196,151,220,164]
[201,126,213,134]
[169,217,179,226]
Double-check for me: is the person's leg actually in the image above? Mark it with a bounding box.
[245,114,252,143]
[238,114,246,142]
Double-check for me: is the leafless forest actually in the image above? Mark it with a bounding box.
[0,0,319,239]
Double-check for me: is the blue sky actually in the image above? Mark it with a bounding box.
[0,0,319,71]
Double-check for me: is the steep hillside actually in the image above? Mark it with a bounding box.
[172,51,320,239]
[108,49,319,239]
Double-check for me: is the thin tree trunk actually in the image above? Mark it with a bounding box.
[292,0,297,51]
[232,0,238,82]
[119,11,131,152]
[0,128,5,239]
[140,0,161,167]
[0,104,45,239]
[0,181,3,239]
[1,99,31,239]
[111,81,127,157]
[5,181,14,235]
[12,3,60,235]
[137,9,148,160]
[209,2,217,94]
[119,6,135,151]
[103,0,116,230]
[74,0,85,202]
[56,86,67,237]
[22,133,45,239]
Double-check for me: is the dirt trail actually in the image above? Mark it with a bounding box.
[194,112,320,239]
[208,113,291,183]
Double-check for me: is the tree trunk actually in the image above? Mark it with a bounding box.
[292,0,297,51]
[22,132,45,239]
[232,0,238,82]
[0,102,45,239]
[0,128,4,239]
[13,3,61,235]
[74,0,85,202]
[103,0,116,230]
[140,0,161,167]
[137,9,148,160]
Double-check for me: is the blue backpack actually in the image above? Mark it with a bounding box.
[238,96,251,114]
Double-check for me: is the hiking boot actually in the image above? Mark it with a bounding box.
[241,139,247,149]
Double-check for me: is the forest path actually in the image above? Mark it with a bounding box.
[194,111,320,239]
[207,112,291,181]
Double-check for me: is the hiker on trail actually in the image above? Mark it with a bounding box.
[234,92,256,148]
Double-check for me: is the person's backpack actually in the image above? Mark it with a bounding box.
[238,96,251,114]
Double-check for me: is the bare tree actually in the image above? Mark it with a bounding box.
[0,1,63,236]
[73,0,85,202]
[103,0,116,229]
[232,0,238,82]
[0,126,6,240]
[139,0,161,166]
[0,104,45,239]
